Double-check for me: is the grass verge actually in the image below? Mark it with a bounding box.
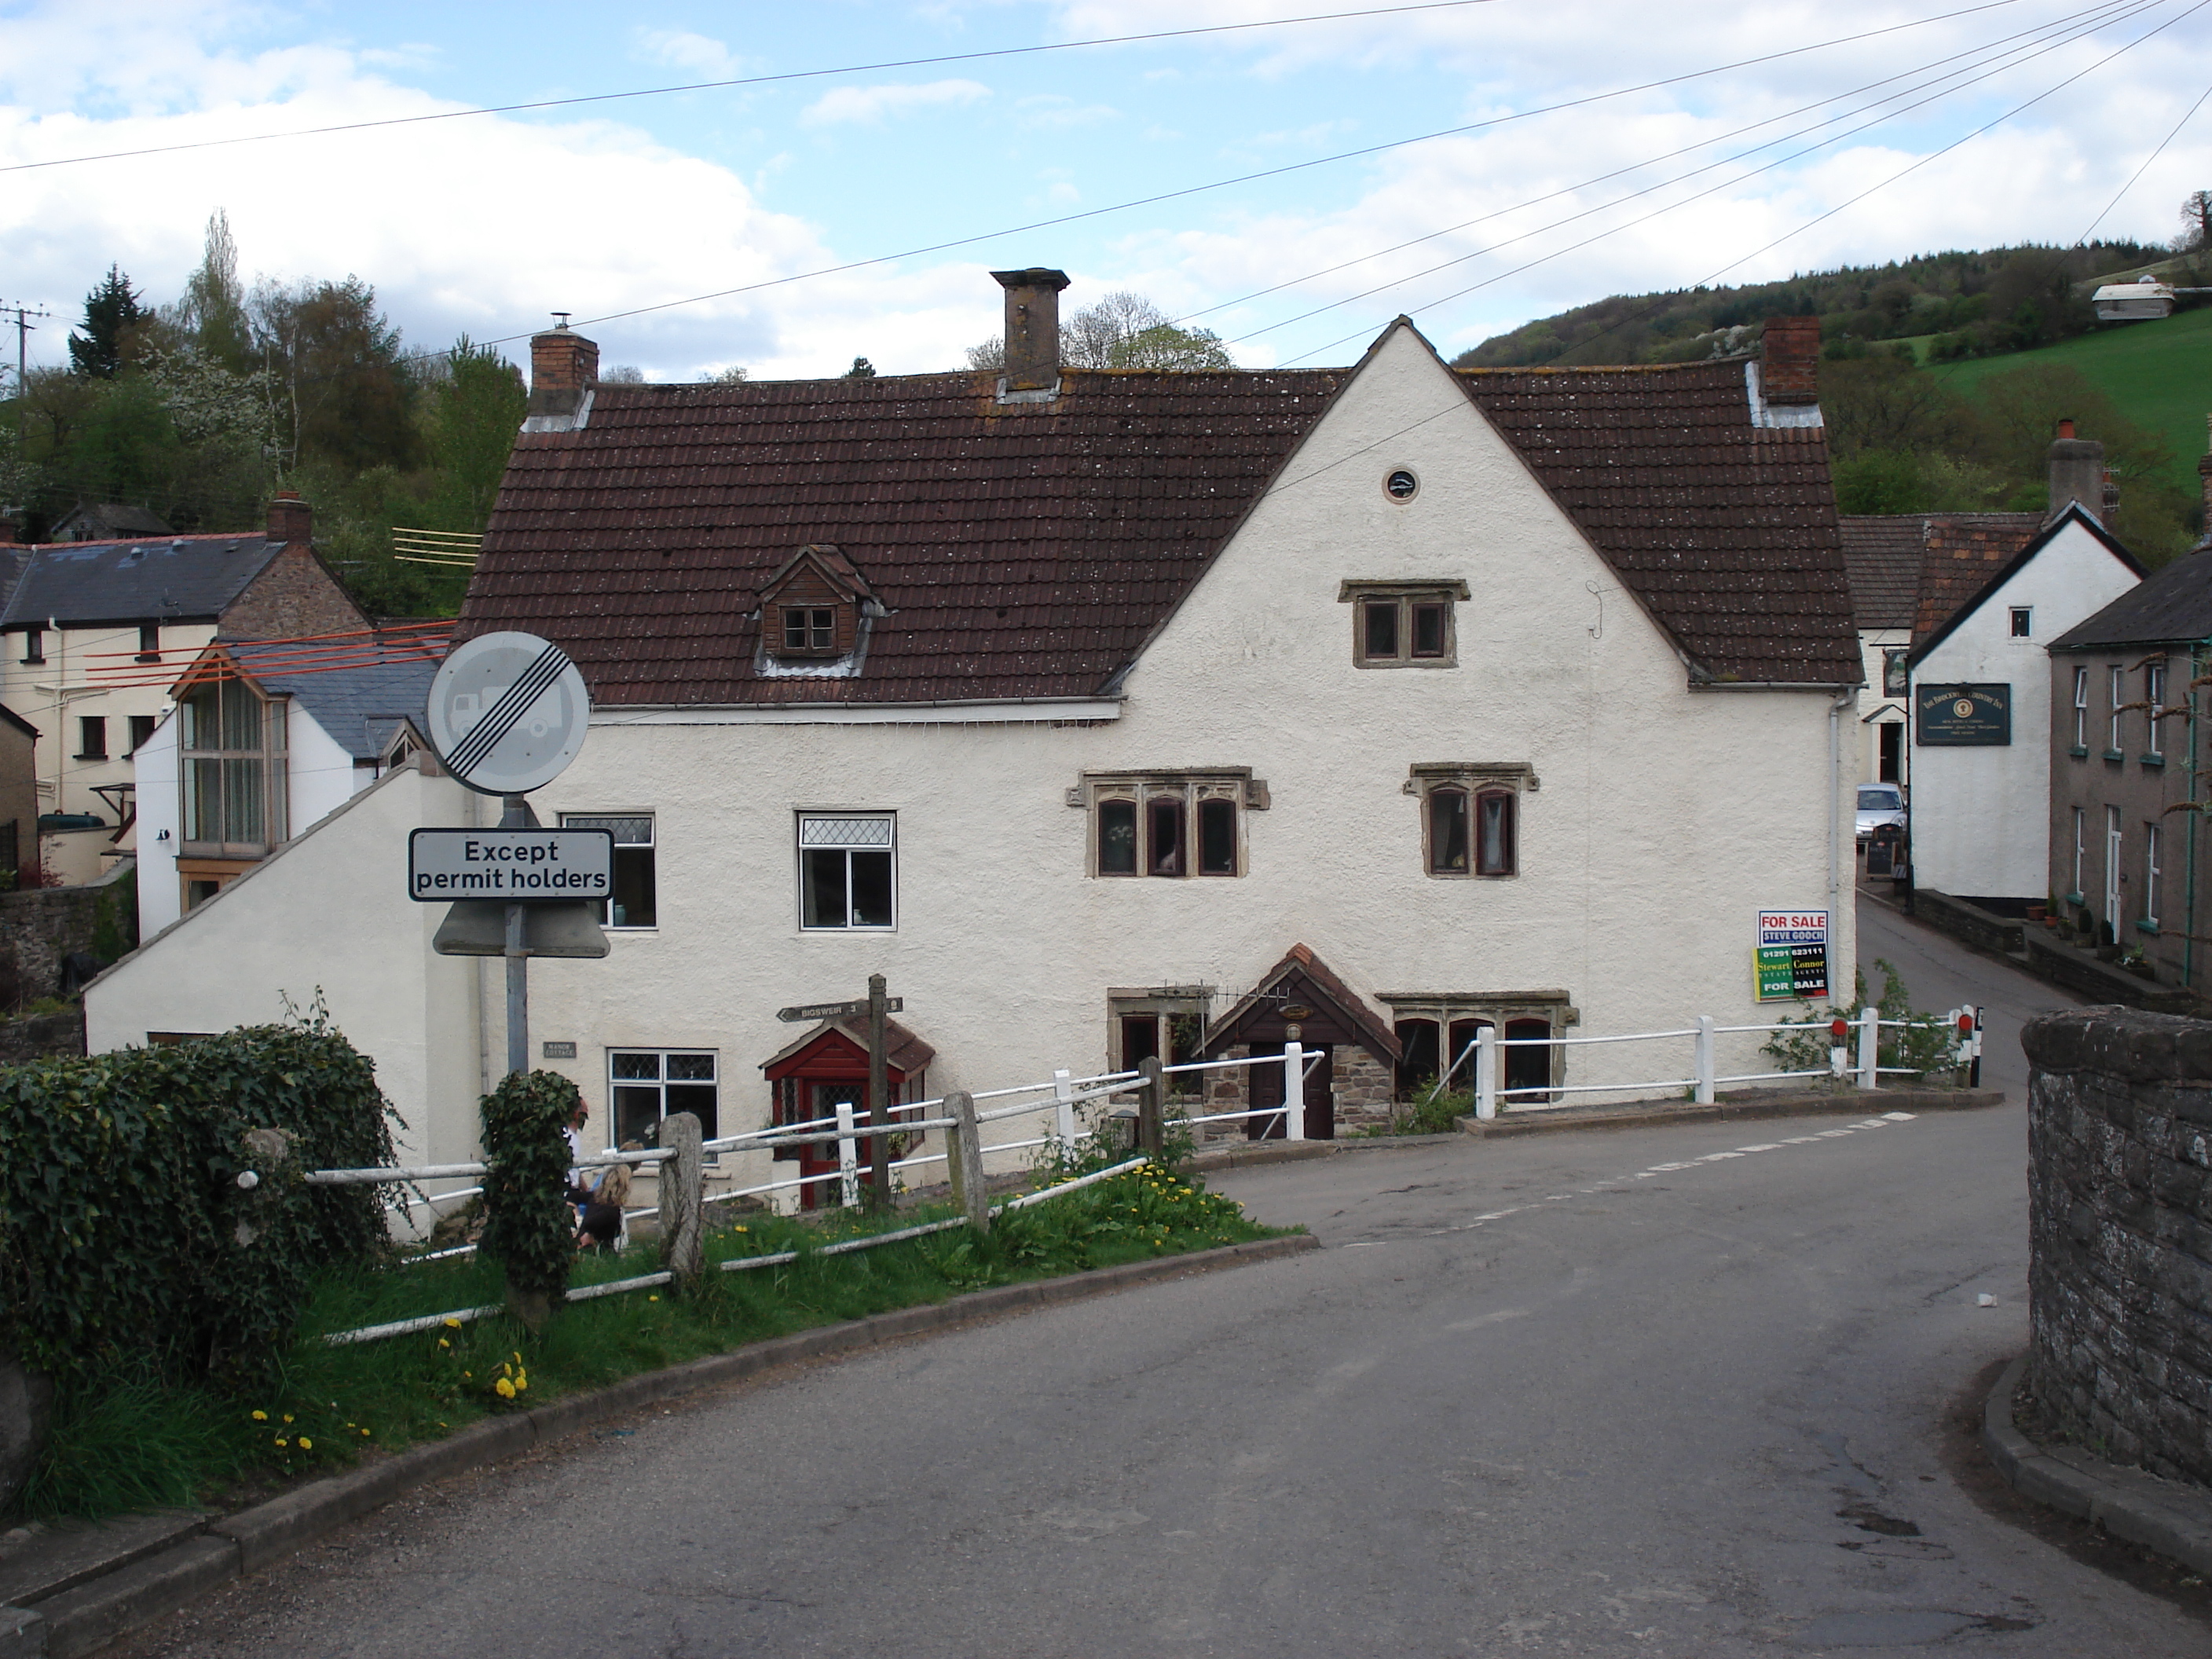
[18,1164,1281,1522]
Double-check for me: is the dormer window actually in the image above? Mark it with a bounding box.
[782,606,837,654]
[756,544,877,672]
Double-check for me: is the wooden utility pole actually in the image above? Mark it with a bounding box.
[867,972,891,1205]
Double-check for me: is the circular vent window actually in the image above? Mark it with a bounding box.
[1385,468,1419,500]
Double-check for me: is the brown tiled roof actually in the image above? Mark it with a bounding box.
[1457,361,1861,685]
[462,338,1862,701]
[463,368,1347,705]
[1907,513,2045,645]
[1836,518,1925,632]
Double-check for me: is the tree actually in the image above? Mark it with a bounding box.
[709,364,749,383]
[844,357,877,378]
[170,210,251,372]
[419,339,526,528]
[68,266,148,379]
[2183,190,2212,252]
[962,290,1236,372]
[250,276,417,472]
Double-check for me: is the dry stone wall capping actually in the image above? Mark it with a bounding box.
[2022,1005,2212,1489]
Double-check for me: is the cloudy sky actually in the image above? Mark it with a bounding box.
[1,0,2207,380]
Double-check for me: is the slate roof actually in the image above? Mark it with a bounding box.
[1836,518,1926,632]
[53,503,174,540]
[224,639,438,761]
[1456,362,1861,684]
[0,550,27,621]
[460,328,1862,701]
[0,535,278,629]
[2049,548,2212,651]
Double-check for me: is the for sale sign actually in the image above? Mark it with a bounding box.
[1755,909,1829,1002]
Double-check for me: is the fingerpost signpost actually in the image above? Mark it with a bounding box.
[420,632,604,1078]
[776,976,902,1203]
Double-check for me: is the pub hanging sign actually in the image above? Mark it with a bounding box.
[1915,682,2011,746]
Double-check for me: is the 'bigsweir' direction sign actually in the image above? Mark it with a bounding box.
[409,829,613,902]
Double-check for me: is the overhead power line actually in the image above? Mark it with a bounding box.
[1284,0,2210,366]
[420,0,2035,353]
[0,0,1512,176]
[2072,74,2212,244]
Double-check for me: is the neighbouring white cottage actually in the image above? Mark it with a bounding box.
[87,284,1863,1199]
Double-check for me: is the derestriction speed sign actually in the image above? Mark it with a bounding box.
[427,632,591,796]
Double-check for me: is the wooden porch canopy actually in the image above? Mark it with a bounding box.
[1203,943,1400,1065]
[760,1016,936,1089]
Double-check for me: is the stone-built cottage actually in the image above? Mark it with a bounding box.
[0,494,370,884]
[88,276,1862,1187]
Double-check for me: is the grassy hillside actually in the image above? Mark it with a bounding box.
[1928,306,2212,496]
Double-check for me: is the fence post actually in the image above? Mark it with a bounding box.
[1053,1068,1076,1148]
[944,1090,989,1236]
[835,1099,860,1210]
[1855,1005,1880,1092]
[659,1111,704,1286]
[1694,1016,1716,1105]
[1282,1042,1306,1141]
[1474,1027,1497,1119]
[1137,1057,1165,1156]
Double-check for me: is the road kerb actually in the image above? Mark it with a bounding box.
[25,1232,1317,1657]
[1982,1352,2212,1574]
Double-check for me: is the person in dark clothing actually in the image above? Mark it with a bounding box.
[576,1154,634,1251]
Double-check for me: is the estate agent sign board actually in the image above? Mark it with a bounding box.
[1915,683,2011,745]
[1755,909,1830,1002]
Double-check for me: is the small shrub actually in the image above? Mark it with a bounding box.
[1762,959,1963,1082]
[478,1071,578,1316]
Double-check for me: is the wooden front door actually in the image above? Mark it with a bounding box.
[1246,1044,1334,1140]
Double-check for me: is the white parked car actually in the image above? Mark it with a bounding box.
[1856,783,1905,847]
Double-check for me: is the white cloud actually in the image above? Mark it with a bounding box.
[1013,93,1119,130]
[632,28,742,81]
[800,79,991,127]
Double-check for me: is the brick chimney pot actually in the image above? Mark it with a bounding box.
[528,327,600,425]
[267,490,312,547]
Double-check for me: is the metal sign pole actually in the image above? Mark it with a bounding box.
[502,794,529,1077]
[867,973,890,1204]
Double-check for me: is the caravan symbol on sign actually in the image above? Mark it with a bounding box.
[427,631,591,796]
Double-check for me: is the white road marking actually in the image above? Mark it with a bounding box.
[1426,1111,1923,1239]
[1445,1308,1533,1331]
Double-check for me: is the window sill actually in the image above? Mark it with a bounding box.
[2102,749,2126,763]
[2137,919,2161,936]
[2141,753,2166,767]
[71,755,108,764]
[1354,657,1459,671]
[2067,745,2089,758]
[2065,891,2085,906]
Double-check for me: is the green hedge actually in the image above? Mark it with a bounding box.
[0,1021,396,1382]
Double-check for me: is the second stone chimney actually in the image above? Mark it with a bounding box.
[266,490,312,547]
[2048,419,2106,522]
[527,323,600,431]
[992,267,1071,395]
[1760,315,1821,405]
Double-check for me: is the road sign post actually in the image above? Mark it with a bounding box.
[867,973,890,1206]
[424,633,597,1080]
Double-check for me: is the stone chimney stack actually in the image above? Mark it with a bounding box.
[992,268,1071,394]
[266,490,311,547]
[1760,315,1821,405]
[528,322,599,428]
[2048,419,2106,522]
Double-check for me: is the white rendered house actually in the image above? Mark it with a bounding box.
[88,291,1863,1192]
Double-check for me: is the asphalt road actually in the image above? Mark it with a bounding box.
[115,899,2205,1659]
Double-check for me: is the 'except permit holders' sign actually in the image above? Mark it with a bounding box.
[408,829,614,902]
[1755,908,1829,1003]
[1915,682,2011,745]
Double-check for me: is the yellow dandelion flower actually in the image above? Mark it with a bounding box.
[361,1428,372,1437]
[494,1377,516,1400]
[282,1414,294,1424]
[442,1317,462,1328]
[515,1376,528,1393]
[251,1409,267,1421]
[298,1437,313,1451]
[733,1224,749,1232]
[275,1437,288,1448]
[438,1338,451,1349]
[436,1421,447,1429]
[648,1295,659,1302]
[463,1370,472,1379]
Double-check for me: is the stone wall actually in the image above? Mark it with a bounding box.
[1334,1045,1394,1133]
[0,861,134,1009]
[2022,1006,2212,1489]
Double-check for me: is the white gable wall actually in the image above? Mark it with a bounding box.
[1910,518,2141,899]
